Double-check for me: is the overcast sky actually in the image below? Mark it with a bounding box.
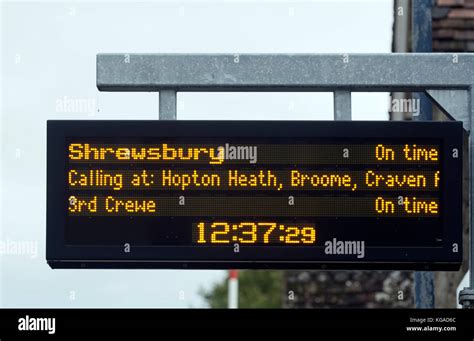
[0,0,393,308]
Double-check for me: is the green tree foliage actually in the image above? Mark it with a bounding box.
[200,270,284,308]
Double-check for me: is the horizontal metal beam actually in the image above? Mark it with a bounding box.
[97,53,474,92]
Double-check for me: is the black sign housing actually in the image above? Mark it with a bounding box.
[47,120,463,270]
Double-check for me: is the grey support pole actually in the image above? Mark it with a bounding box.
[334,91,351,120]
[459,88,474,308]
[412,1,434,302]
[159,90,177,120]
[412,0,433,121]
[470,88,474,296]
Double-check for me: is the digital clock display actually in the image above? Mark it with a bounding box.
[193,222,316,245]
[46,120,463,270]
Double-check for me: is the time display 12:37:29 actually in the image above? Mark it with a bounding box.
[194,222,316,245]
